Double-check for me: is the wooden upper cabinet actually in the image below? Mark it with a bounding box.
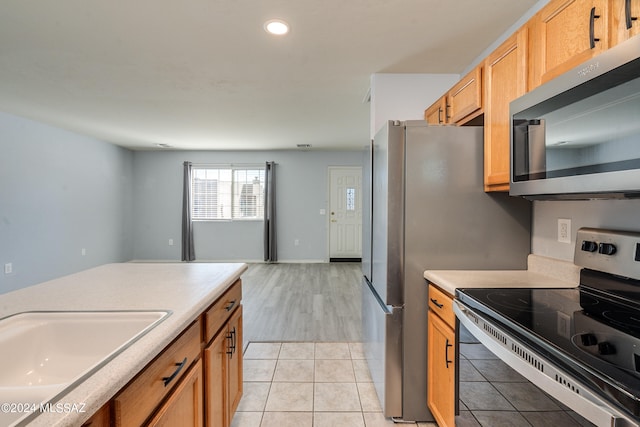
[424,96,447,125]
[610,0,640,46]
[529,0,609,89]
[484,28,528,192]
[447,66,483,124]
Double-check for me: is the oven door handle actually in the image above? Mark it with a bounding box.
[453,300,636,427]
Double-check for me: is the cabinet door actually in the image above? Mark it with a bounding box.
[483,29,528,192]
[204,306,243,427]
[427,311,455,427]
[204,329,228,427]
[447,67,482,124]
[424,97,447,125]
[147,359,204,427]
[610,0,640,46]
[530,0,608,87]
[227,306,243,418]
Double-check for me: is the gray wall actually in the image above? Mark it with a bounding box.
[132,150,364,262]
[0,112,134,293]
[532,199,640,261]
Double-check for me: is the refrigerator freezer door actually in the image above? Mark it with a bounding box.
[371,121,405,306]
[362,277,402,418]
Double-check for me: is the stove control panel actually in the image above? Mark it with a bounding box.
[574,228,640,280]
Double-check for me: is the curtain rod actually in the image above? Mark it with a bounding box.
[190,162,275,168]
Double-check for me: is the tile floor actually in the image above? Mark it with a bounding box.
[231,341,436,427]
[231,341,594,427]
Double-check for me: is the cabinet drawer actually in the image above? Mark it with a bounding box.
[204,279,242,343]
[113,320,201,427]
[428,284,455,329]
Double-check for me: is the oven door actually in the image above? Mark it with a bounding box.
[454,300,637,427]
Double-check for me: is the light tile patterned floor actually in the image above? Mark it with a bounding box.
[233,341,596,427]
[231,342,437,427]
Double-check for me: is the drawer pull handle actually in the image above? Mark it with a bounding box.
[589,7,601,49]
[445,339,453,369]
[225,300,237,312]
[430,298,444,309]
[162,357,187,387]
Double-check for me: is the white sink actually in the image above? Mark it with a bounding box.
[0,310,170,426]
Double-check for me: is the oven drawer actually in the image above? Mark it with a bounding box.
[428,284,455,328]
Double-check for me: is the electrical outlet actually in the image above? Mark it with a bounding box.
[168,239,174,246]
[81,248,87,256]
[294,239,300,246]
[558,218,571,243]
[4,263,12,275]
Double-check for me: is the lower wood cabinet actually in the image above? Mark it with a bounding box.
[147,359,204,427]
[427,283,456,427]
[98,279,243,427]
[204,305,243,427]
[113,321,202,426]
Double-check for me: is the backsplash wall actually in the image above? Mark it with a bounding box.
[532,199,640,261]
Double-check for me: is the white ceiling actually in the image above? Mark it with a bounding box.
[0,0,538,151]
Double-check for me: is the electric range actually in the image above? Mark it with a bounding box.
[455,228,640,427]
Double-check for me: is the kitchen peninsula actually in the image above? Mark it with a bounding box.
[0,262,247,426]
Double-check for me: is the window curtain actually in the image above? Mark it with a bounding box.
[263,161,277,262]
[181,161,195,261]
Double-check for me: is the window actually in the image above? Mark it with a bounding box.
[191,165,265,220]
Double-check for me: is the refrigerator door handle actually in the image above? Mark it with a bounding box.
[364,276,394,314]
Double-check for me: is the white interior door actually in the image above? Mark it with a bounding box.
[329,167,362,260]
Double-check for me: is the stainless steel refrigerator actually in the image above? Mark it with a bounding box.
[361,120,531,422]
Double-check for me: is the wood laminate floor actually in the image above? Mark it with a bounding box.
[241,262,362,347]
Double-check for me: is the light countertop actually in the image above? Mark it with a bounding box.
[424,254,580,296]
[0,262,247,427]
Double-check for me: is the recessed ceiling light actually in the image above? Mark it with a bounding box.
[264,19,289,35]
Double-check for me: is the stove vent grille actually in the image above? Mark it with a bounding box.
[483,323,508,345]
[555,374,581,395]
[512,343,545,373]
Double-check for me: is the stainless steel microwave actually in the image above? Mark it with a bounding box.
[510,35,640,199]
